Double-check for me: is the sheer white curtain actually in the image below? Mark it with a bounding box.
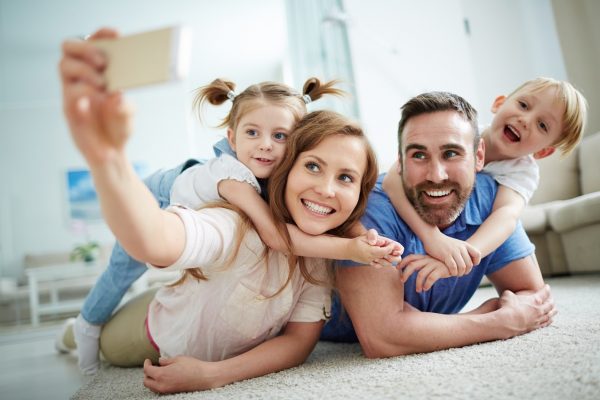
[285,0,359,119]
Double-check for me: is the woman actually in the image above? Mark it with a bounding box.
[60,40,385,391]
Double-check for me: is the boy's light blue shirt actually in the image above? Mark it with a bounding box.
[321,172,535,342]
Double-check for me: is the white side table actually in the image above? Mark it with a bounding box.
[26,261,104,326]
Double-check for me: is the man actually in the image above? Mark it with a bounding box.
[321,91,556,357]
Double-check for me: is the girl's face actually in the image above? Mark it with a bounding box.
[227,103,296,179]
[285,134,367,235]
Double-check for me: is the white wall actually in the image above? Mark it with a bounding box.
[552,0,600,136]
[344,0,477,169]
[0,0,576,280]
[343,0,567,169]
[461,0,567,125]
[0,0,287,279]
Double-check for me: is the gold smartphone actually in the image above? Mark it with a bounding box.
[92,26,192,91]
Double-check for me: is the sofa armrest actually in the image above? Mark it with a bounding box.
[548,192,600,233]
[579,132,600,194]
[522,200,566,233]
[521,205,548,233]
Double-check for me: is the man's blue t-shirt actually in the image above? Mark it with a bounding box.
[320,172,535,342]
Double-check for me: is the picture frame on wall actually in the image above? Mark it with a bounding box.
[65,162,149,222]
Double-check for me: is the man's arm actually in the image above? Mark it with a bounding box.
[336,261,554,358]
[487,252,545,294]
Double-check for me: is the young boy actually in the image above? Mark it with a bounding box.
[383,77,588,291]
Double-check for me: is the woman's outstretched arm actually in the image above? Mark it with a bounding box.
[60,29,184,266]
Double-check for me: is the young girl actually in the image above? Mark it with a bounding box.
[61,84,380,393]
[58,28,402,374]
[383,77,587,291]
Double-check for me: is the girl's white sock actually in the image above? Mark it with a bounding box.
[73,314,101,375]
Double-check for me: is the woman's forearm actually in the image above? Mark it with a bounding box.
[90,154,185,266]
[209,321,322,387]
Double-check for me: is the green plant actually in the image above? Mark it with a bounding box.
[70,241,100,263]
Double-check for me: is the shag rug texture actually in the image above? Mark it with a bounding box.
[72,275,600,399]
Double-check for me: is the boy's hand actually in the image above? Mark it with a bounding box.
[348,229,403,267]
[397,254,451,292]
[423,231,481,276]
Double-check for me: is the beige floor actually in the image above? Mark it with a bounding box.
[1,275,595,399]
[0,321,89,400]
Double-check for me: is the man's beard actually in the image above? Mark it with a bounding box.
[403,178,473,228]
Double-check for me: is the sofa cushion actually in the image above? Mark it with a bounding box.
[530,150,580,205]
[548,191,600,233]
[522,200,566,233]
[579,132,600,195]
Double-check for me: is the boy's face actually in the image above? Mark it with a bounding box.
[488,86,565,160]
[227,103,295,179]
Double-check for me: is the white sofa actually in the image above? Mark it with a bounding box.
[522,132,600,276]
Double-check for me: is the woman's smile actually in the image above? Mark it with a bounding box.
[301,199,335,216]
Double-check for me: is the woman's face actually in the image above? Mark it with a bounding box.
[285,134,367,235]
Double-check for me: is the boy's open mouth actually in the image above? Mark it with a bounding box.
[504,125,521,142]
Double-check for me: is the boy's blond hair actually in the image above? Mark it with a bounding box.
[508,77,588,156]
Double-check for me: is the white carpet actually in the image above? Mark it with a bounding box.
[72,275,600,399]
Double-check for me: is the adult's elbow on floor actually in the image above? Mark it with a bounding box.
[355,327,411,359]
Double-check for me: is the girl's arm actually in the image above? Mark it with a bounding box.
[143,321,323,394]
[219,180,402,265]
[60,29,185,267]
[382,162,480,275]
[467,185,525,257]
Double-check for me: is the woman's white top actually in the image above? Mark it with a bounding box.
[147,206,331,362]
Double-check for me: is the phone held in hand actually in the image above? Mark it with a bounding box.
[91,26,192,91]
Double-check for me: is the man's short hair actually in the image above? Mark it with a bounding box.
[397,91,480,155]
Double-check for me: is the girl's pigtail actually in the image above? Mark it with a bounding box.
[192,78,236,123]
[301,77,345,103]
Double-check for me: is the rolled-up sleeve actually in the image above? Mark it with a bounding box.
[148,206,238,272]
[289,260,332,322]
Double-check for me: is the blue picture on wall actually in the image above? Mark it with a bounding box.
[67,169,100,220]
[66,163,148,221]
